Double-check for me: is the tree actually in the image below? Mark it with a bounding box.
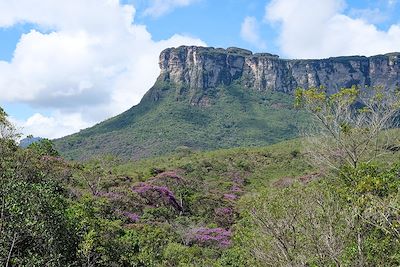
[0,107,78,266]
[76,156,121,196]
[27,138,60,157]
[243,162,400,267]
[239,87,400,266]
[244,183,353,266]
[0,107,19,140]
[338,163,400,266]
[295,86,400,170]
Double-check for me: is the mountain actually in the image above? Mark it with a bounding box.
[19,136,43,148]
[159,47,399,95]
[54,46,400,160]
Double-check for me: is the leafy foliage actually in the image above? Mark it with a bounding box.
[27,138,60,157]
[238,162,400,266]
[2,94,400,266]
[295,86,400,169]
[0,115,77,266]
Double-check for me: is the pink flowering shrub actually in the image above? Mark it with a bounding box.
[115,209,140,223]
[131,183,183,211]
[188,227,232,248]
[230,185,242,192]
[215,207,234,227]
[122,211,140,222]
[223,193,237,200]
[147,170,187,193]
[215,207,233,215]
[231,174,245,186]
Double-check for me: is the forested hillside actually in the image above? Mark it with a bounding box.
[2,85,400,266]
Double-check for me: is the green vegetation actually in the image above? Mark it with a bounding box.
[0,112,77,266]
[237,162,400,266]
[1,105,316,265]
[295,85,400,169]
[2,86,400,266]
[55,81,309,160]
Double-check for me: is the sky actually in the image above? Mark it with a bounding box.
[0,0,399,139]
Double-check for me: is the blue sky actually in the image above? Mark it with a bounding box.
[130,0,274,50]
[0,0,399,138]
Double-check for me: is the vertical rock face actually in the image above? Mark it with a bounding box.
[159,46,400,96]
[159,46,252,90]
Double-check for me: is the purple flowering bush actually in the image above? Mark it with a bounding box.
[214,207,235,227]
[148,170,189,196]
[188,227,232,248]
[122,211,140,223]
[223,193,237,200]
[132,183,183,211]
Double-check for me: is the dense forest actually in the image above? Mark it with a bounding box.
[1,86,400,266]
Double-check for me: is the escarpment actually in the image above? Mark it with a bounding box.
[159,46,400,98]
[55,46,400,160]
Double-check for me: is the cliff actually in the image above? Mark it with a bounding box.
[159,46,400,98]
[55,46,400,160]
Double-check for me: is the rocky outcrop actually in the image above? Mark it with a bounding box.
[159,46,400,95]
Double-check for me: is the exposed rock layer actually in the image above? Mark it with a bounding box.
[159,46,400,95]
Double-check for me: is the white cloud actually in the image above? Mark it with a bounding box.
[265,0,400,58]
[240,16,267,49]
[0,0,206,138]
[143,0,199,18]
[11,113,91,139]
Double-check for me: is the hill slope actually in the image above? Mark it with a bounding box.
[54,46,400,160]
[55,81,308,160]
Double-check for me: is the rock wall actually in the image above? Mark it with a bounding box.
[159,46,400,95]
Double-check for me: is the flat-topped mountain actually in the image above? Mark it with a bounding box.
[160,46,399,99]
[54,46,400,160]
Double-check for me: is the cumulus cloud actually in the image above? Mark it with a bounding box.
[240,16,267,49]
[143,0,199,18]
[265,0,400,58]
[10,113,91,139]
[0,0,205,138]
